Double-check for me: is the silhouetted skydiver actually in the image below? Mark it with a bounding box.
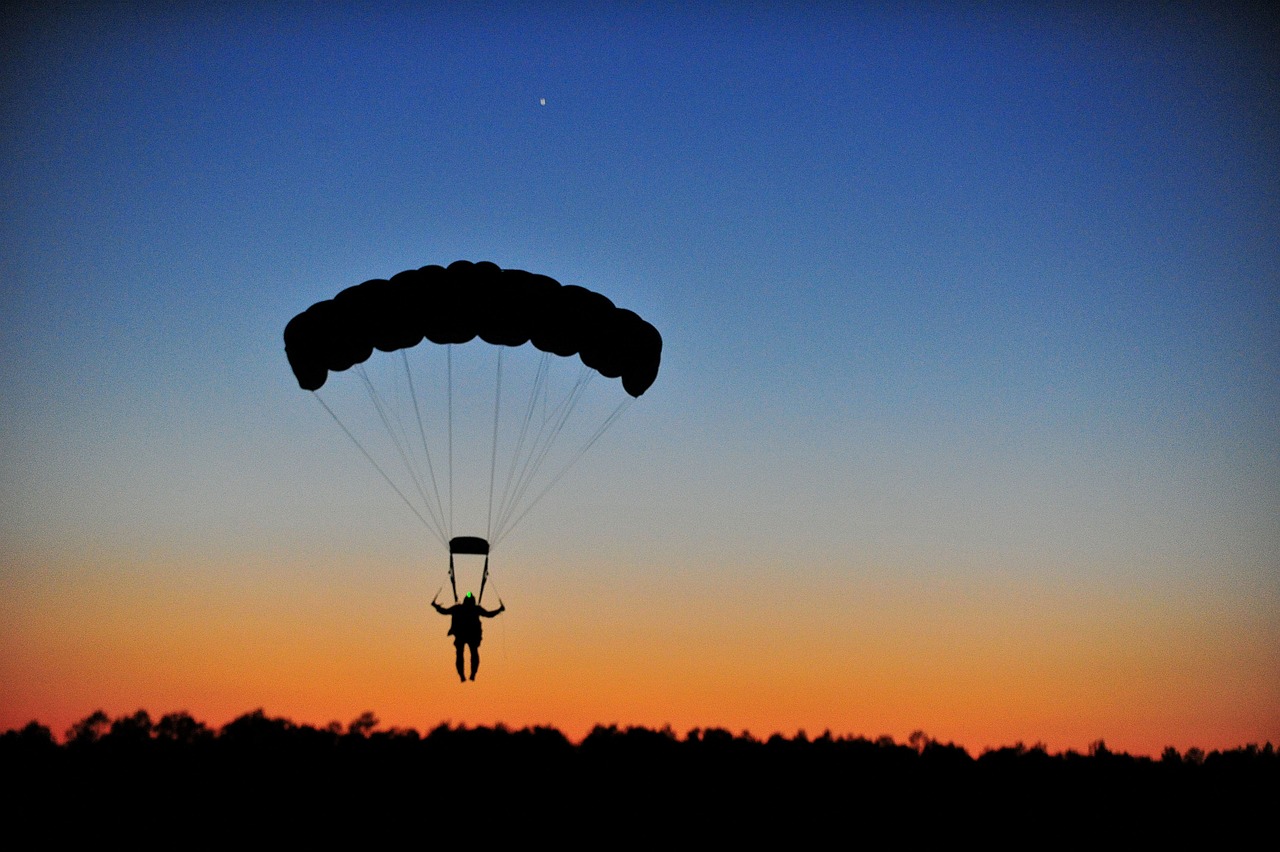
[432,592,505,682]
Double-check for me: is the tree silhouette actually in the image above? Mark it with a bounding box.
[65,709,110,746]
[155,711,212,745]
[106,709,153,745]
[346,711,379,738]
[3,708,1276,842]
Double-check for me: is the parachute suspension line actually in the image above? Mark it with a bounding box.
[448,552,458,604]
[491,362,575,540]
[355,365,447,544]
[493,396,632,547]
[487,347,504,543]
[492,364,595,541]
[492,351,551,535]
[401,350,448,539]
[312,392,443,544]
[447,345,454,539]
[491,365,600,545]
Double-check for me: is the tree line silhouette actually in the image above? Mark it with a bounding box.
[4,709,1274,837]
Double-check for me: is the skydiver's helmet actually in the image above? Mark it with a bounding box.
[463,592,476,606]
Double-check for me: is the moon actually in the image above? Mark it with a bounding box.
[539,98,546,106]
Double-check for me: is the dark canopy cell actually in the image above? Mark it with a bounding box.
[284,261,662,396]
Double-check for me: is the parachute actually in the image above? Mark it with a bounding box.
[284,260,660,397]
[284,260,662,601]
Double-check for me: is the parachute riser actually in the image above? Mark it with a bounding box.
[448,553,458,604]
[447,535,490,605]
[447,553,490,603]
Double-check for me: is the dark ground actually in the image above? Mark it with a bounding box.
[4,710,1273,841]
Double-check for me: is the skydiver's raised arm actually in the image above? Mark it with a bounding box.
[479,602,505,618]
[432,601,452,615]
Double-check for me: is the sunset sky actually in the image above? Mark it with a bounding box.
[3,2,1276,756]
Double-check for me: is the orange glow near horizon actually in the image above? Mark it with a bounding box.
[3,548,1276,757]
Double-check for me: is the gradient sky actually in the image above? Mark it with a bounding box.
[2,2,1277,755]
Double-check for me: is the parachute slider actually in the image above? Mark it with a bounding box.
[449,536,490,555]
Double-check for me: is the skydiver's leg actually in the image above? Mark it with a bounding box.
[468,641,480,680]
[453,640,466,682]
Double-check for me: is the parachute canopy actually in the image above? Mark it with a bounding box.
[284,260,662,398]
[284,260,662,554]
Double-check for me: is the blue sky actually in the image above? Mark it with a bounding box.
[2,2,1277,750]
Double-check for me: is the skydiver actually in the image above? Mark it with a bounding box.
[432,591,505,682]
